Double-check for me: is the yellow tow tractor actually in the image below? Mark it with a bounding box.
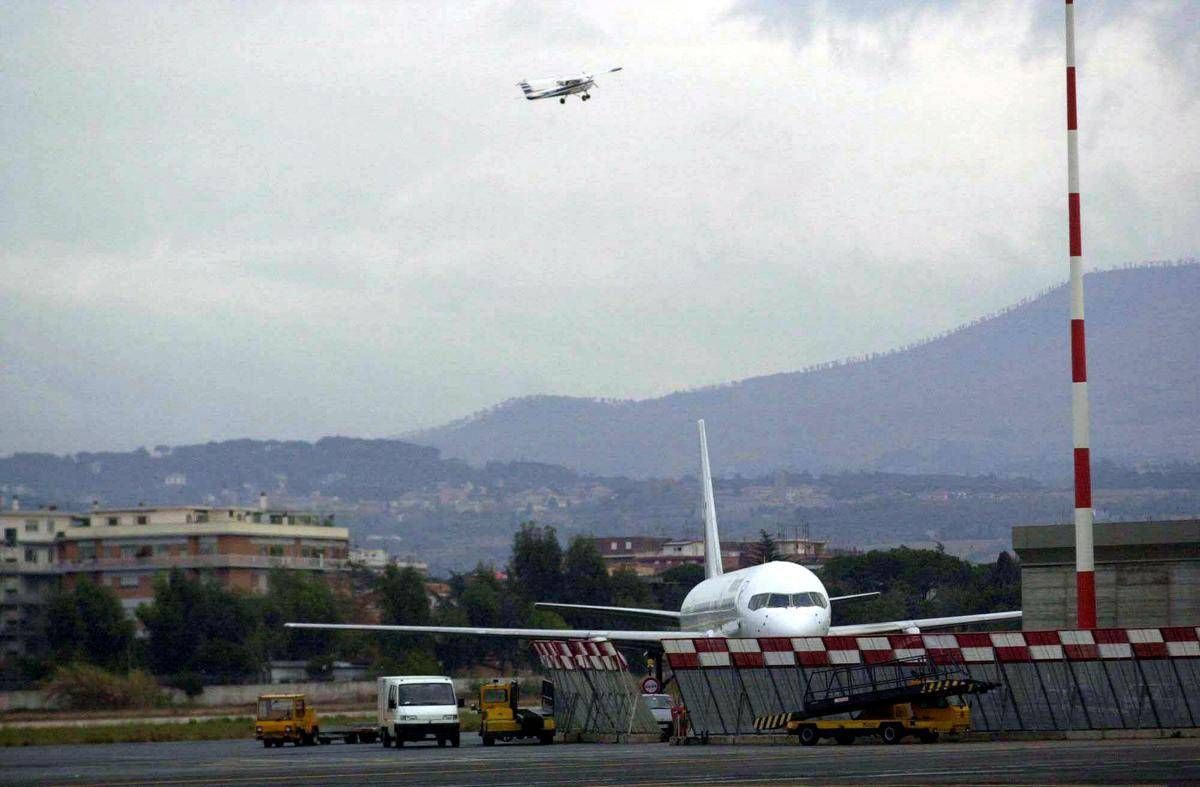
[477,679,556,746]
[255,693,378,747]
[256,694,320,747]
[755,657,997,745]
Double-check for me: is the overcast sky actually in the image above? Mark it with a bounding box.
[1,0,1197,456]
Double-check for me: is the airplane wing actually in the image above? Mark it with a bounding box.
[285,622,688,644]
[829,592,881,603]
[534,602,681,622]
[828,610,1022,636]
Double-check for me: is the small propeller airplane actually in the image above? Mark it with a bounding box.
[517,67,622,104]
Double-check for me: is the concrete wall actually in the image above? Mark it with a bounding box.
[1014,519,1200,630]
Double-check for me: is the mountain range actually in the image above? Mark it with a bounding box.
[414,263,1199,479]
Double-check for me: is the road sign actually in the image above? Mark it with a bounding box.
[641,677,660,694]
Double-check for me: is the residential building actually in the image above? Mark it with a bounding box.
[1,505,83,660]
[592,534,828,576]
[348,548,428,574]
[56,504,350,612]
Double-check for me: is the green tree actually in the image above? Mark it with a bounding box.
[374,565,435,665]
[44,579,135,672]
[610,566,654,608]
[563,537,611,606]
[655,563,705,610]
[259,569,343,661]
[509,522,563,603]
[376,566,431,626]
[137,569,261,681]
[754,529,782,564]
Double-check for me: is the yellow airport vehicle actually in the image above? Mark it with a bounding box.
[256,693,320,747]
[755,657,996,746]
[783,696,971,745]
[255,693,378,747]
[477,679,556,746]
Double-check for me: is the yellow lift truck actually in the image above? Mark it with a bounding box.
[255,693,378,748]
[477,679,556,746]
[755,657,997,746]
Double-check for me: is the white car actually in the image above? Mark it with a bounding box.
[641,693,676,740]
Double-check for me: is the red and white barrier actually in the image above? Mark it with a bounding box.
[650,629,1200,670]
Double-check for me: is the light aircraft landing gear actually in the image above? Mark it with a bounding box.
[559,98,565,104]
[582,94,590,101]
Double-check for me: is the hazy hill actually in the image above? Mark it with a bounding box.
[0,437,576,509]
[415,263,1200,479]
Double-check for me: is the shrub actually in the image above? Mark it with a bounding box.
[44,664,168,710]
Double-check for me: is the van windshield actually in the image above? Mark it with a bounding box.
[396,682,455,706]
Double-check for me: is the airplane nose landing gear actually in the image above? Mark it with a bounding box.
[559,97,565,104]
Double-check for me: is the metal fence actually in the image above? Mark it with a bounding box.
[662,628,1200,735]
[531,640,660,736]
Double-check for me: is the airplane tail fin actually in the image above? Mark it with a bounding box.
[518,81,534,97]
[698,419,724,579]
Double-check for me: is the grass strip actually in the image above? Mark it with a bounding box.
[0,714,375,747]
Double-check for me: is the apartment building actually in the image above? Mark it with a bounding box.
[0,505,83,660]
[593,535,828,576]
[56,504,351,612]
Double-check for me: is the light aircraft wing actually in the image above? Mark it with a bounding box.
[534,602,681,622]
[828,610,1022,636]
[829,592,881,603]
[285,622,687,643]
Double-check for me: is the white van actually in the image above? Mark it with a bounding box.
[377,675,461,748]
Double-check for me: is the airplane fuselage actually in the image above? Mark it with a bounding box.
[679,561,831,638]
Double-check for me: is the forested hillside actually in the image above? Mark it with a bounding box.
[415,263,1200,478]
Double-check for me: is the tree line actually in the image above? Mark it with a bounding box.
[25,524,1019,691]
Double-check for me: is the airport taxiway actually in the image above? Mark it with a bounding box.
[2,736,1199,785]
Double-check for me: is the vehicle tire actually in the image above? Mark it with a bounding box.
[834,732,855,746]
[344,733,357,745]
[798,725,819,746]
[395,739,404,748]
[482,734,495,747]
[539,732,554,745]
[437,737,446,747]
[262,739,271,748]
[881,725,903,745]
[918,730,939,744]
[559,98,565,104]
[362,732,377,744]
[451,733,460,748]
[381,729,392,748]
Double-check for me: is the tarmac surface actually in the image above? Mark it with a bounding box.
[2,735,1199,785]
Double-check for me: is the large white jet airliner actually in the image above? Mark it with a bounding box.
[288,421,1020,643]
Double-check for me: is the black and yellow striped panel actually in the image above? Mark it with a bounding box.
[753,712,796,730]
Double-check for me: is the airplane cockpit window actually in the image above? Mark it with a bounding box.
[748,592,830,610]
[791,592,829,609]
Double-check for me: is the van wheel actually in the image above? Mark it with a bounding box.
[451,733,460,748]
[381,729,392,748]
[881,725,903,745]
[262,739,271,748]
[482,734,495,746]
[395,739,404,747]
[798,725,819,746]
[437,737,446,747]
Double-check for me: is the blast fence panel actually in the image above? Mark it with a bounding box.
[657,628,1200,735]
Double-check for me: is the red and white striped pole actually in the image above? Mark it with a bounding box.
[1065,0,1096,629]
